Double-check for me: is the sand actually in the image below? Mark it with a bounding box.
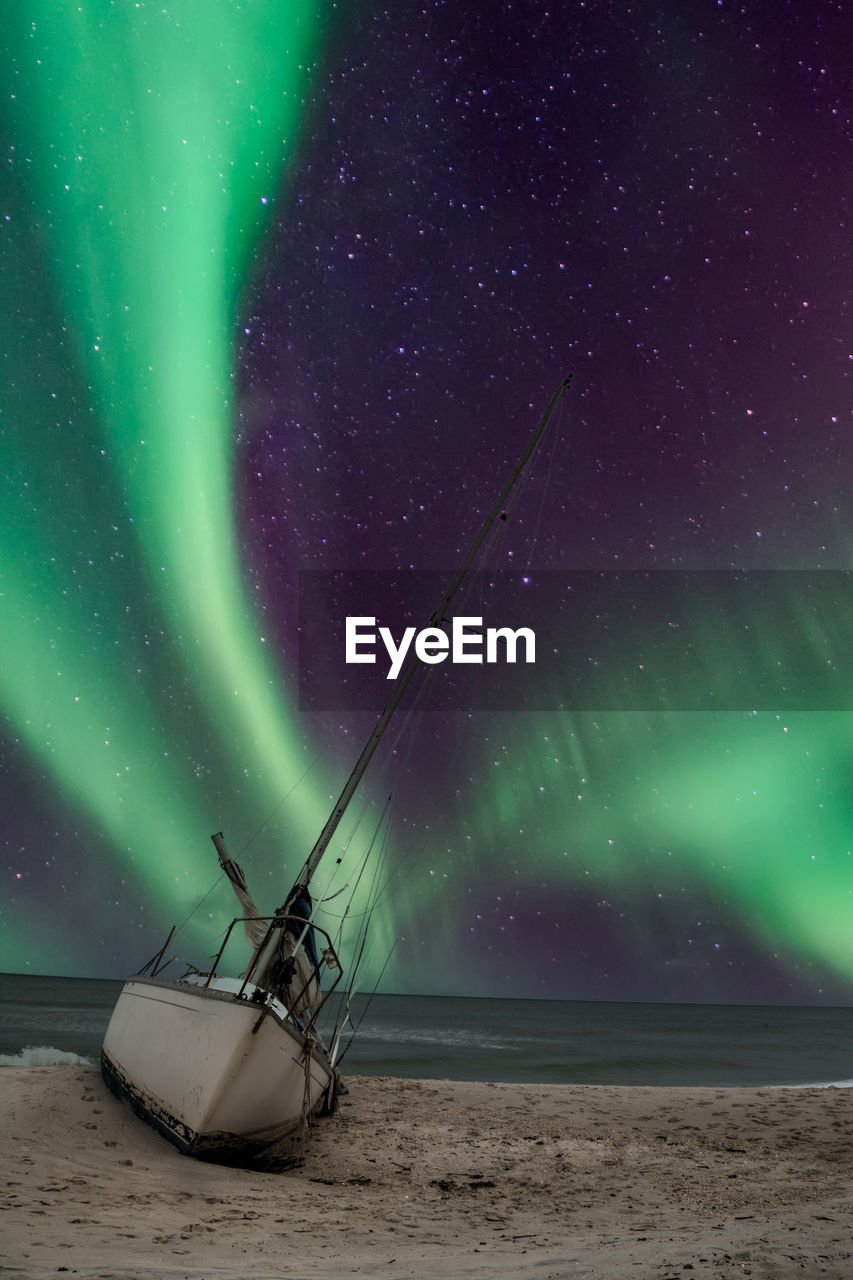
[1,1066,852,1278]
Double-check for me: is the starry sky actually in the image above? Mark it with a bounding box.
[2,0,853,1005]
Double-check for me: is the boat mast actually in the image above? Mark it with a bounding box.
[290,375,572,899]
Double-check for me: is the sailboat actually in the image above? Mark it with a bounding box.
[100,377,572,1162]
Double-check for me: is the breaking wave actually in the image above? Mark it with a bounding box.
[0,1044,94,1067]
[774,1079,853,1090]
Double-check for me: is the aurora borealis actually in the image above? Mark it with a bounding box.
[3,1,853,1004]
[1,2,342,973]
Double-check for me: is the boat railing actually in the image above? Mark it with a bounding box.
[137,914,342,1035]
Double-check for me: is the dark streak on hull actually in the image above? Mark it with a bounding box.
[100,1048,295,1163]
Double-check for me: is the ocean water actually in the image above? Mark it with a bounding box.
[1,971,851,1088]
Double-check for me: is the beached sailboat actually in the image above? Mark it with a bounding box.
[100,378,571,1162]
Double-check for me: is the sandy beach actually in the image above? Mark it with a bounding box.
[2,1065,852,1278]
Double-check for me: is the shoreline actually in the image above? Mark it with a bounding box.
[2,1065,852,1277]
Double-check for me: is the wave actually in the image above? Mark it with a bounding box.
[0,1044,95,1067]
[773,1079,853,1089]
[359,1024,511,1050]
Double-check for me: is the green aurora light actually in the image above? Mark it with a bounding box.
[0,3,348,972]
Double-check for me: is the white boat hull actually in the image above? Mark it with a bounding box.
[101,975,335,1160]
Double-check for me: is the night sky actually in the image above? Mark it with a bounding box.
[2,1,853,1004]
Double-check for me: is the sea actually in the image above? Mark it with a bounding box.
[1,972,851,1088]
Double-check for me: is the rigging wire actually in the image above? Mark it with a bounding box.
[450,394,566,624]
[331,939,399,1068]
[171,751,322,939]
[305,792,388,922]
[523,393,565,566]
[317,794,394,925]
[332,814,394,995]
[324,806,399,1057]
[235,753,324,861]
